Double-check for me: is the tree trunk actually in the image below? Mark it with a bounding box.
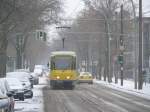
[0,33,8,77]
[16,49,22,69]
[0,53,7,77]
[98,60,102,80]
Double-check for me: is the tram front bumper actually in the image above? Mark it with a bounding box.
[50,80,76,86]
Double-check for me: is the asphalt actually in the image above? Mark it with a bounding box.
[43,83,150,112]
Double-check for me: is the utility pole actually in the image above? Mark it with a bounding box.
[115,12,118,84]
[105,20,110,82]
[62,37,65,49]
[138,0,143,90]
[120,5,124,86]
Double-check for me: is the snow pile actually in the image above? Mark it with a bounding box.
[14,85,45,112]
[39,76,49,85]
[94,78,150,99]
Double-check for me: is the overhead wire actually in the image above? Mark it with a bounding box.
[50,31,136,38]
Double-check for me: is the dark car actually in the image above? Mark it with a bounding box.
[0,78,15,112]
[5,78,24,101]
[6,78,33,100]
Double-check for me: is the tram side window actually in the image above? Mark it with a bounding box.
[72,57,76,70]
[51,57,55,70]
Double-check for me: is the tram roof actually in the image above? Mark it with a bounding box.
[51,51,76,57]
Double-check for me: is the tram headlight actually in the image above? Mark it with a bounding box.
[66,76,70,79]
[56,76,60,79]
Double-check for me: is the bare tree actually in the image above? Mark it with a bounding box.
[52,0,135,84]
[0,0,62,77]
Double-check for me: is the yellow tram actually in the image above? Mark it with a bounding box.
[49,51,78,89]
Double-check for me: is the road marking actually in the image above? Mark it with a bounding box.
[109,92,150,109]
[92,84,150,109]
[98,97,129,112]
[83,91,128,112]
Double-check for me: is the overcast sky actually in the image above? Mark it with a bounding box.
[63,0,84,18]
[143,0,150,16]
[47,0,150,42]
[64,0,150,17]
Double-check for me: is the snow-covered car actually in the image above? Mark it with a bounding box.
[78,72,93,84]
[5,78,24,101]
[14,70,34,87]
[34,65,44,77]
[6,72,33,89]
[0,78,15,112]
[30,72,39,85]
[5,78,33,99]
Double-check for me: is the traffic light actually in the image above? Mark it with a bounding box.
[37,31,47,41]
[118,55,123,64]
[40,31,43,37]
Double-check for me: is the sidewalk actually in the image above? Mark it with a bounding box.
[14,77,48,112]
[94,78,150,99]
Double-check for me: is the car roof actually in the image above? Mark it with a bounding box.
[6,72,31,78]
[80,72,92,75]
[5,78,21,84]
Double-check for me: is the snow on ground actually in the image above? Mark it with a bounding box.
[39,76,49,85]
[94,78,150,99]
[14,77,48,112]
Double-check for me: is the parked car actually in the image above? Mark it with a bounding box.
[78,72,93,84]
[14,70,34,87]
[0,92,10,112]
[5,78,33,100]
[6,72,33,89]
[0,78,15,112]
[5,78,24,101]
[30,72,39,85]
[33,65,44,77]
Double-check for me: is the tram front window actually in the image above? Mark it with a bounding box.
[53,57,73,70]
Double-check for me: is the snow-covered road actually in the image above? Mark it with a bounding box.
[43,84,150,112]
[14,77,150,112]
[94,78,150,100]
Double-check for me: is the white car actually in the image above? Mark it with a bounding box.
[0,78,15,111]
[33,65,44,77]
[6,72,32,89]
[30,72,39,85]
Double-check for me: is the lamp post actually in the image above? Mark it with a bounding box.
[56,26,71,50]
[138,0,143,90]
[120,5,124,86]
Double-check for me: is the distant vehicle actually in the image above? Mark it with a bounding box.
[6,72,33,89]
[0,78,15,112]
[5,78,24,101]
[50,51,78,89]
[30,72,39,85]
[34,65,44,77]
[78,72,93,84]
